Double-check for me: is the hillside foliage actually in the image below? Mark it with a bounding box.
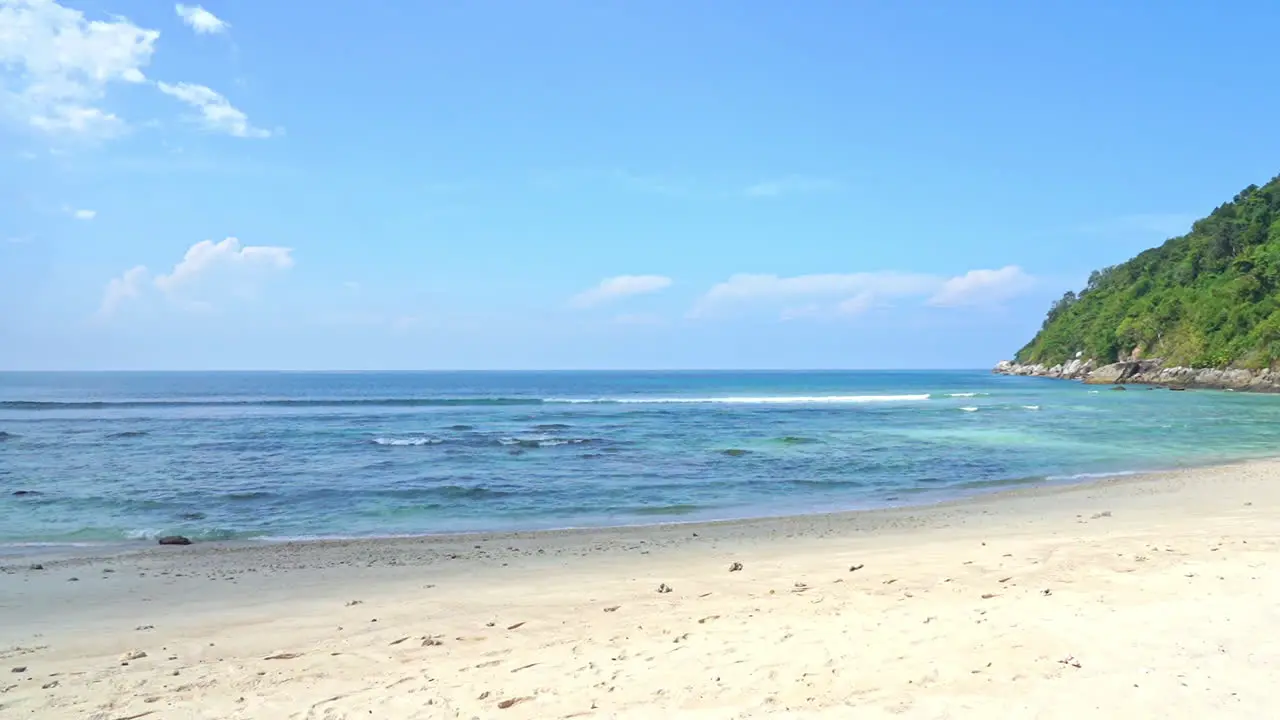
[1016,174,1280,369]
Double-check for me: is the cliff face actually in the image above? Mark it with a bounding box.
[993,359,1280,392]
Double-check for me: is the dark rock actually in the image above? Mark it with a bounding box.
[11,490,41,497]
[158,535,193,546]
[28,564,43,571]
[1111,385,1126,391]
[11,666,26,673]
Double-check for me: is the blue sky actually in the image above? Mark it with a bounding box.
[3,0,1280,370]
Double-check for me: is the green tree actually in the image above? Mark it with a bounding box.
[1016,173,1280,368]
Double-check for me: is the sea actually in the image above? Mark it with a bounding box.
[4,370,1280,550]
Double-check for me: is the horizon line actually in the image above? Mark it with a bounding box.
[0,367,998,374]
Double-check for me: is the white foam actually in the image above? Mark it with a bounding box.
[1048,470,1140,482]
[372,437,443,446]
[946,392,985,398]
[1022,405,1041,410]
[500,436,590,447]
[959,406,979,412]
[557,394,931,405]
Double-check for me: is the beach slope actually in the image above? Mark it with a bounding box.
[4,461,1279,718]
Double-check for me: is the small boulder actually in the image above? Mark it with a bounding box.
[158,536,192,546]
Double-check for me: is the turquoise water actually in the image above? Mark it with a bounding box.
[3,370,1280,547]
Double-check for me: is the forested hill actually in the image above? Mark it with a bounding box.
[1016,174,1280,369]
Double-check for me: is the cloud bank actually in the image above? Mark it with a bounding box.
[99,237,293,316]
[571,275,672,308]
[693,266,1034,319]
[1,0,270,139]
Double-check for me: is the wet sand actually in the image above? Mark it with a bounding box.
[3,460,1279,718]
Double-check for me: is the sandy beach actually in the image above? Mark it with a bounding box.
[3,460,1279,719]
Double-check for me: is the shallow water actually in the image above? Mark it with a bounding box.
[3,370,1279,546]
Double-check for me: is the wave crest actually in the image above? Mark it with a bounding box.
[372,436,443,446]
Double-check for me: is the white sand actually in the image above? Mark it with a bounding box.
[4,460,1280,719]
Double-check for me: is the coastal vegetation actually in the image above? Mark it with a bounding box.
[1017,174,1280,369]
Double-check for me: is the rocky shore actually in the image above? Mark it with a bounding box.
[993,359,1280,392]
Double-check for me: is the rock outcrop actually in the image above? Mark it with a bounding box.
[992,358,1096,381]
[994,359,1280,392]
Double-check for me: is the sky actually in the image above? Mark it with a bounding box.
[4,0,1280,370]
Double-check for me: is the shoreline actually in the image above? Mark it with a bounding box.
[7,448,1266,564]
[0,456,1247,569]
[4,457,1278,716]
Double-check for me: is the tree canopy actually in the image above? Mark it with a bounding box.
[1016,173,1280,369]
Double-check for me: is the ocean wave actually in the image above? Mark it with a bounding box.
[777,435,822,445]
[959,406,979,412]
[0,430,16,441]
[0,398,548,410]
[106,430,149,439]
[225,490,275,501]
[427,485,515,500]
[1046,470,1140,482]
[570,394,932,405]
[499,435,592,448]
[939,392,989,398]
[372,436,444,446]
[2,393,934,410]
[626,503,706,516]
[1022,405,1041,411]
[0,525,261,544]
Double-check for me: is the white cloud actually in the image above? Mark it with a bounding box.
[64,205,95,220]
[0,0,159,137]
[836,292,876,316]
[745,175,841,198]
[571,275,672,308]
[694,267,1034,319]
[98,265,148,316]
[98,237,292,316]
[154,237,292,292]
[928,265,1034,307]
[174,4,229,35]
[156,81,271,138]
[695,272,937,317]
